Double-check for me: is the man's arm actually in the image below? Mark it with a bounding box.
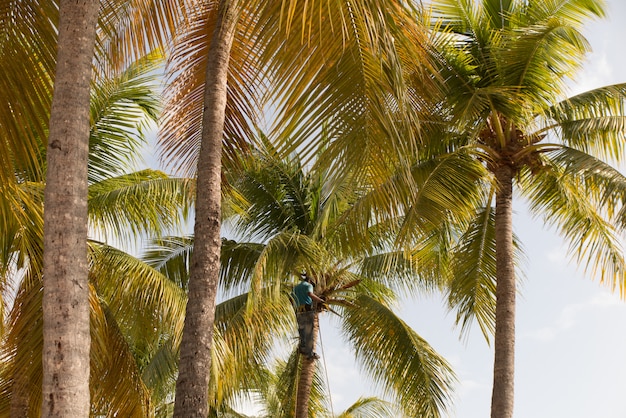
[308,291,324,304]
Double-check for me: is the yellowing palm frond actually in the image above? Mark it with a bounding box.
[0,0,57,185]
[96,0,190,71]
[159,1,260,176]
[264,1,435,171]
[89,243,187,346]
[0,280,153,417]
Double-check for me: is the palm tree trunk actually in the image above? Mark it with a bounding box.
[490,165,516,418]
[41,1,99,416]
[172,1,240,417]
[295,312,319,418]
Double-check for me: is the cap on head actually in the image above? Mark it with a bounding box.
[300,272,316,286]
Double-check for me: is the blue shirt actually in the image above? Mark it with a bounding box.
[292,280,313,307]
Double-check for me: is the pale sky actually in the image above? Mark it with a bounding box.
[311,1,626,417]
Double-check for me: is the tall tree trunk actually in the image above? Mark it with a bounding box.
[172,1,240,417]
[295,313,319,418]
[41,1,99,417]
[490,165,516,418]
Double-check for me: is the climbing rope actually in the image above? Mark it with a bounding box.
[318,322,335,417]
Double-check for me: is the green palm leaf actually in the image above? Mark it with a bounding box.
[522,149,626,292]
[545,84,626,161]
[256,350,328,418]
[447,200,498,340]
[336,397,398,418]
[143,235,194,291]
[88,171,194,242]
[88,51,162,183]
[341,295,456,418]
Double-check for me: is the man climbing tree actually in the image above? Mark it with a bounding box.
[292,273,325,360]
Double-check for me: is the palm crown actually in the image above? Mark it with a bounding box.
[218,139,456,417]
[428,0,626,317]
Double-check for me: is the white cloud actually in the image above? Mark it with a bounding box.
[588,291,622,308]
[457,378,488,398]
[522,290,623,342]
[546,245,568,265]
[522,326,557,342]
[571,51,613,95]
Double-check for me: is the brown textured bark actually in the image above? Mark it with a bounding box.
[295,313,319,418]
[490,164,516,418]
[172,1,240,417]
[41,1,99,417]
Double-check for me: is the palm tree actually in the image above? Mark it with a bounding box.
[168,3,240,416]
[159,2,438,416]
[0,53,193,417]
[41,2,101,415]
[106,236,402,418]
[215,141,456,417]
[1,1,192,415]
[392,1,626,417]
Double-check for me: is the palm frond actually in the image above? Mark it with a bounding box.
[357,248,442,297]
[159,1,260,176]
[397,150,487,244]
[208,291,298,416]
[341,294,456,418]
[257,349,328,418]
[0,279,152,417]
[522,150,626,294]
[0,180,44,279]
[227,152,314,240]
[245,232,329,299]
[88,171,194,243]
[90,287,154,417]
[500,0,606,105]
[263,1,435,172]
[545,84,626,162]
[0,274,43,418]
[0,0,57,185]
[96,0,190,71]
[447,200,498,341]
[537,146,626,216]
[143,235,194,291]
[337,396,399,418]
[89,242,187,347]
[89,51,163,184]
[140,336,178,409]
[333,150,486,257]
[220,239,265,294]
